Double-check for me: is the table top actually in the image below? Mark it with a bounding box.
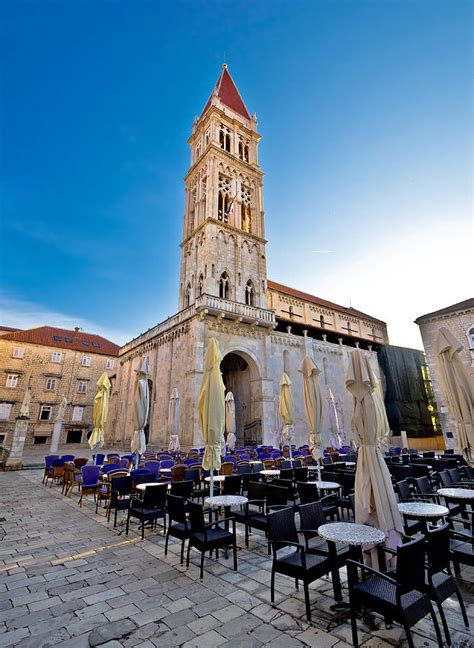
[204,475,226,482]
[136,482,170,491]
[160,468,172,473]
[437,487,474,500]
[206,495,248,507]
[307,465,323,471]
[307,480,341,489]
[249,460,262,464]
[398,502,449,518]
[260,469,280,476]
[318,522,385,547]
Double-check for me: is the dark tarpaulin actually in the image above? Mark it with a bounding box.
[378,345,438,438]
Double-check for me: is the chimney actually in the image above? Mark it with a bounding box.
[74,327,80,334]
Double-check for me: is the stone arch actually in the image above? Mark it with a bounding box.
[221,346,262,382]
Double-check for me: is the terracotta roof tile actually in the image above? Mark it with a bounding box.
[201,65,250,120]
[415,298,474,323]
[0,326,119,356]
[267,280,387,326]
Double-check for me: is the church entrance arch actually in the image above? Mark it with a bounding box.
[220,350,262,447]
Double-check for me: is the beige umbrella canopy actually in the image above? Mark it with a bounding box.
[367,362,390,453]
[168,388,181,453]
[279,372,295,456]
[346,350,403,552]
[131,357,149,458]
[225,392,237,452]
[437,327,474,464]
[298,356,324,461]
[89,372,111,450]
[198,339,225,492]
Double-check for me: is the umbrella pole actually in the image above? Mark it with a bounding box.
[210,473,214,498]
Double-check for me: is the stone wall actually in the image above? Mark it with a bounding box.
[417,307,473,449]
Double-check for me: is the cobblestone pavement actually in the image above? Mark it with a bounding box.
[0,471,473,648]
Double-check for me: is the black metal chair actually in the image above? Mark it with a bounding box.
[184,468,209,502]
[299,501,350,565]
[232,480,266,543]
[426,523,469,645]
[246,484,288,552]
[170,480,194,499]
[447,467,474,488]
[223,475,242,495]
[348,535,443,648]
[449,511,474,576]
[165,494,192,564]
[280,468,293,481]
[267,506,342,621]
[126,483,167,539]
[107,476,132,527]
[294,466,308,483]
[186,501,237,579]
[297,481,338,520]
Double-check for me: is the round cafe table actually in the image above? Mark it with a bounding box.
[398,502,449,533]
[206,494,248,531]
[204,475,226,483]
[307,480,341,493]
[160,468,172,475]
[260,469,280,477]
[136,482,171,492]
[438,487,474,502]
[318,522,386,616]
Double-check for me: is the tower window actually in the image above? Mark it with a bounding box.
[245,280,255,306]
[219,125,231,152]
[184,284,191,307]
[320,315,325,328]
[238,137,250,162]
[241,185,252,233]
[219,272,230,300]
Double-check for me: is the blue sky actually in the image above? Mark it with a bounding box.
[1,1,472,348]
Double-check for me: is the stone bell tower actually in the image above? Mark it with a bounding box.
[178,65,268,311]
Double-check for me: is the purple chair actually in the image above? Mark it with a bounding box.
[160,459,175,469]
[79,466,101,507]
[95,453,105,465]
[121,454,134,462]
[45,458,66,487]
[119,458,130,469]
[102,463,124,474]
[43,455,59,484]
[61,455,75,462]
[239,453,250,461]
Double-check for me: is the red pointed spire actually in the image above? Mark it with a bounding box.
[201,65,250,120]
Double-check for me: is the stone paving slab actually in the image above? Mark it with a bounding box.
[0,470,473,648]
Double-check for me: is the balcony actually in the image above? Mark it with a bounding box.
[194,294,276,328]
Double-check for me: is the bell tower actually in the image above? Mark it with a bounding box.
[179,65,268,311]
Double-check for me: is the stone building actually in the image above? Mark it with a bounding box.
[0,326,119,448]
[415,298,474,450]
[106,65,390,450]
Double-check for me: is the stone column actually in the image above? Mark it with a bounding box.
[3,416,30,470]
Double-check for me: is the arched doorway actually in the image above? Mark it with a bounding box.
[220,351,261,446]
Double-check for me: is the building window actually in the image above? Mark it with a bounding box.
[106,359,115,370]
[205,128,210,146]
[53,335,62,341]
[81,356,91,367]
[12,347,24,358]
[92,342,100,348]
[51,351,63,363]
[240,185,252,233]
[238,137,249,162]
[82,340,89,346]
[245,280,255,306]
[469,327,474,349]
[65,337,73,343]
[34,436,47,445]
[5,374,19,389]
[72,406,84,422]
[219,272,230,300]
[39,405,53,421]
[77,380,87,394]
[46,378,57,391]
[0,403,12,421]
[320,315,325,328]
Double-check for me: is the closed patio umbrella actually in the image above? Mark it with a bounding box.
[368,362,390,453]
[274,395,284,447]
[131,357,149,466]
[279,372,295,459]
[168,388,181,453]
[327,388,343,450]
[299,357,323,461]
[437,327,473,464]
[225,392,237,452]
[198,338,225,496]
[346,350,403,554]
[89,372,111,452]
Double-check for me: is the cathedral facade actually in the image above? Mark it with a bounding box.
[106,66,389,449]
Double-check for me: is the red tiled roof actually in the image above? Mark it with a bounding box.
[267,280,387,326]
[415,298,474,323]
[201,65,250,120]
[0,326,119,356]
[0,326,22,335]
